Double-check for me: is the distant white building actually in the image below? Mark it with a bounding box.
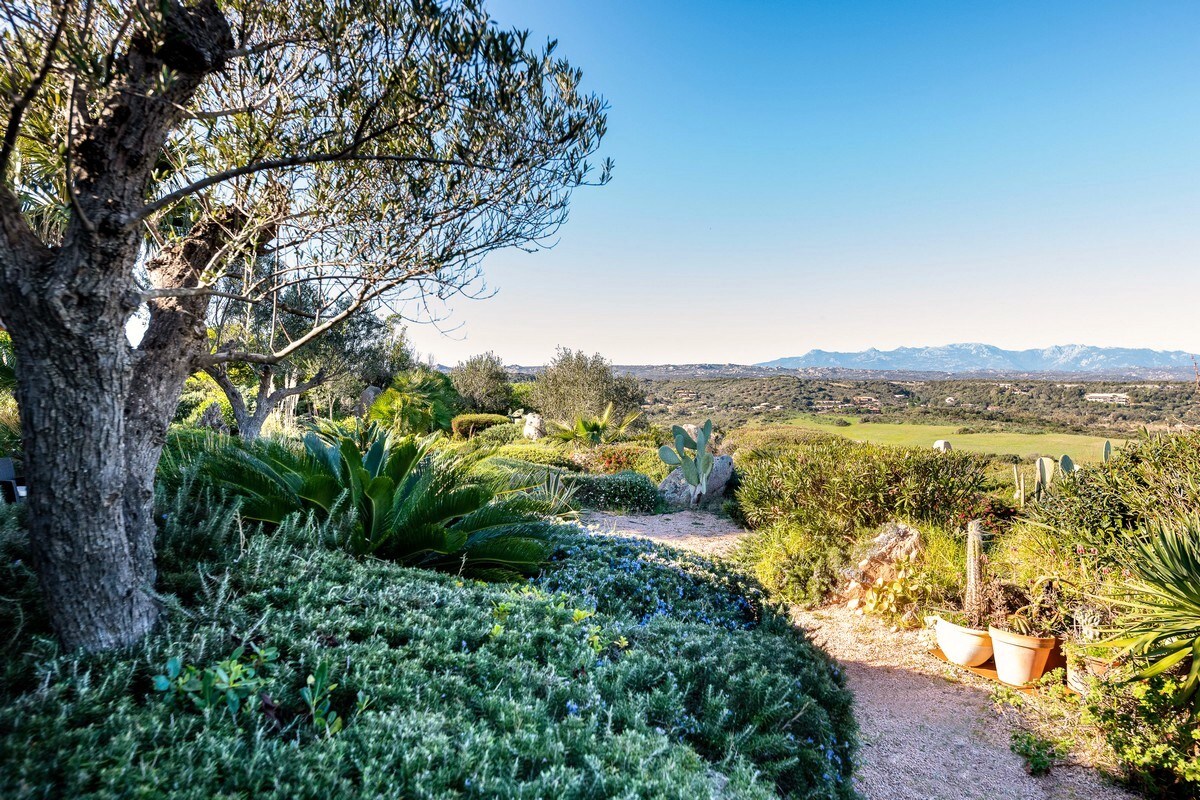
[1084,392,1130,406]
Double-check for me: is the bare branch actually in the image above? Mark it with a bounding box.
[132,153,492,225]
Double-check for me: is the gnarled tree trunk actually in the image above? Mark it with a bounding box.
[0,0,234,650]
[5,241,155,650]
[3,214,237,650]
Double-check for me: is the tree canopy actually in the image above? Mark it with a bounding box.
[0,0,608,651]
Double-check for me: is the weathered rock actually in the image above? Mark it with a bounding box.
[659,454,734,508]
[196,402,228,434]
[840,521,923,606]
[357,385,383,417]
[522,413,545,440]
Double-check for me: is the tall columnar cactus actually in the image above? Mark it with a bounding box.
[964,519,986,628]
[658,419,715,505]
[1012,464,1027,507]
[1102,439,1112,463]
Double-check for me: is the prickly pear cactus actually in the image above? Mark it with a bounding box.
[1034,456,1057,500]
[658,419,715,505]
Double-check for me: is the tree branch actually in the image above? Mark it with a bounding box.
[132,152,492,224]
[267,369,326,404]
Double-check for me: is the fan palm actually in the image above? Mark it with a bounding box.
[1107,517,1200,707]
[369,369,460,435]
[192,422,558,579]
[549,403,640,446]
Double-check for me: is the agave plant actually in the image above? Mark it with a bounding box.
[1107,517,1200,707]
[191,422,558,579]
[549,403,640,446]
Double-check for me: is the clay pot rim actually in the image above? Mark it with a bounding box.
[935,617,990,637]
[988,626,1059,647]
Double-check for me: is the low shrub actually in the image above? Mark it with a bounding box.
[1031,431,1200,539]
[474,421,522,444]
[733,517,855,609]
[736,438,989,530]
[1086,676,1200,798]
[574,443,672,482]
[539,530,763,629]
[0,505,857,799]
[450,413,511,438]
[565,471,660,513]
[494,442,581,471]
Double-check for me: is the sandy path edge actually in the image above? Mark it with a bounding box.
[581,512,1138,800]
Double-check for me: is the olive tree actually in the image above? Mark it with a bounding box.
[450,351,511,414]
[0,0,607,651]
[532,348,642,426]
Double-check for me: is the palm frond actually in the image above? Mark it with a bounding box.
[1106,516,1200,707]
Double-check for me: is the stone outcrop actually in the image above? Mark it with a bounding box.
[841,521,923,613]
[659,454,734,508]
[522,413,545,440]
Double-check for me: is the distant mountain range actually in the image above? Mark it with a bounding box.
[758,344,1199,374]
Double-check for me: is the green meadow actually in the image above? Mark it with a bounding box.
[785,415,1118,462]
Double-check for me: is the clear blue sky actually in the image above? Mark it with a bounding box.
[406,0,1200,366]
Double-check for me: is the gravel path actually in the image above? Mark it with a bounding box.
[581,509,747,558]
[582,511,1138,800]
[792,607,1136,800]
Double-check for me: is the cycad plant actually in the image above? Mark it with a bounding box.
[1108,517,1200,708]
[189,422,558,579]
[550,403,640,446]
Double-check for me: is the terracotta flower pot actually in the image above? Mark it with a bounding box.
[989,626,1061,686]
[1066,655,1113,695]
[935,617,993,667]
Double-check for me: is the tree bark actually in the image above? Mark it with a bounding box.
[0,1,235,650]
[123,216,243,588]
[4,245,157,651]
[0,214,239,650]
[206,363,326,442]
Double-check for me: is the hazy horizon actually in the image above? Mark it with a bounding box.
[414,341,1200,369]
[405,0,1200,367]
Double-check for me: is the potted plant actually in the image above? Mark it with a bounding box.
[1063,641,1116,695]
[935,520,994,667]
[989,579,1066,686]
[936,612,994,667]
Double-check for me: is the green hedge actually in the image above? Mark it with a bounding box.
[494,442,580,471]
[565,471,660,513]
[578,443,673,483]
[735,437,991,530]
[450,413,511,438]
[0,499,856,800]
